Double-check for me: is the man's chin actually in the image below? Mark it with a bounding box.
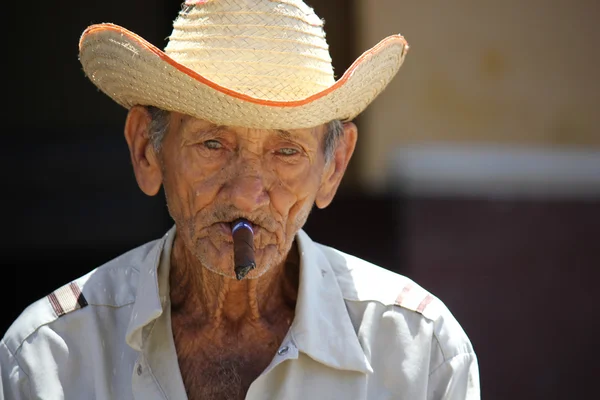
[195,245,279,280]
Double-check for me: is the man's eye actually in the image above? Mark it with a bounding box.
[277,148,299,156]
[203,140,223,150]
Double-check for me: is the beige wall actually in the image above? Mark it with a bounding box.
[354,0,600,189]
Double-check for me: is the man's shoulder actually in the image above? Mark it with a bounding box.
[316,243,441,318]
[316,242,476,361]
[1,236,162,355]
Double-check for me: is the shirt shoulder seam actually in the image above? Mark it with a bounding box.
[1,338,33,396]
[8,299,136,356]
[77,263,139,307]
[428,351,476,377]
[344,297,438,322]
[432,328,448,361]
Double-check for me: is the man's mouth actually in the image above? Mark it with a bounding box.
[215,220,257,239]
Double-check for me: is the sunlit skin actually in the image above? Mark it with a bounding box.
[165,114,324,278]
[123,105,357,398]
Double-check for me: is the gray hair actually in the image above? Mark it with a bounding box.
[323,119,343,164]
[146,106,171,152]
[145,106,343,163]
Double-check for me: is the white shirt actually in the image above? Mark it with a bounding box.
[1,226,480,399]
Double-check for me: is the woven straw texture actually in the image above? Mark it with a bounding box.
[79,0,408,129]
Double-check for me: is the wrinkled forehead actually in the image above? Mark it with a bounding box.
[177,112,326,141]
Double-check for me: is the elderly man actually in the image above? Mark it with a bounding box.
[1,1,479,399]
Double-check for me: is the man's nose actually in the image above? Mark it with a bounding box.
[227,174,269,213]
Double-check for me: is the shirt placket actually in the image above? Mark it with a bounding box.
[132,353,167,400]
[245,336,299,399]
[131,320,177,400]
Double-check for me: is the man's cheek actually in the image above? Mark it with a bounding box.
[182,174,223,219]
[268,187,297,226]
[289,196,313,228]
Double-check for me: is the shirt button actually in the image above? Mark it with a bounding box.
[137,364,143,376]
[277,345,289,356]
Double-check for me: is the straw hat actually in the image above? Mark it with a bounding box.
[78,0,409,129]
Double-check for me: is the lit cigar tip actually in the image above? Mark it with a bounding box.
[234,263,256,280]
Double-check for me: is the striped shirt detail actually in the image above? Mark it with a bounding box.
[395,282,414,305]
[394,282,434,315]
[48,282,88,317]
[416,294,434,313]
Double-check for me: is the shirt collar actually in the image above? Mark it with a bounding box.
[291,229,373,374]
[125,226,372,374]
[125,226,176,351]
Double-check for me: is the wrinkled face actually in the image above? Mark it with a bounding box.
[158,113,329,279]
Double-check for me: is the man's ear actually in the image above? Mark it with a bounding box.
[124,105,163,196]
[315,122,358,209]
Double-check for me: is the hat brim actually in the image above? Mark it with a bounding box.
[79,23,408,129]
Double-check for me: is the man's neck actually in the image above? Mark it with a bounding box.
[168,235,299,335]
[168,235,300,399]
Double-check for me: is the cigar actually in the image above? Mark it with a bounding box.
[231,218,256,280]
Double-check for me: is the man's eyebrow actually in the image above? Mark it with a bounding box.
[276,128,320,146]
[276,129,292,139]
[277,129,306,141]
[207,125,227,134]
[188,123,227,136]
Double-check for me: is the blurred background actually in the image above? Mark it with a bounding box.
[4,0,599,398]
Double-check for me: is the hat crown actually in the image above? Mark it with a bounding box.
[165,0,335,101]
